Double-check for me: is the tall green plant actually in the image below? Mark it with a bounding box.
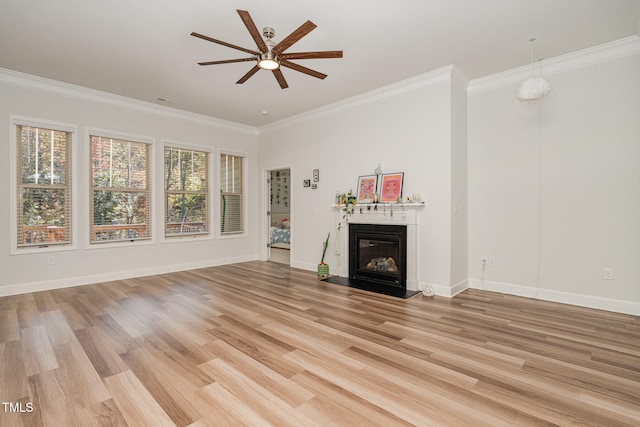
[320,232,330,264]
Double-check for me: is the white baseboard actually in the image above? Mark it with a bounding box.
[0,254,257,297]
[419,279,468,298]
[22,259,634,316]
[468,279,640,316]
[290,260,318,273]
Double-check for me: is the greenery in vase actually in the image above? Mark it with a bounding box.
[336,190,356,230]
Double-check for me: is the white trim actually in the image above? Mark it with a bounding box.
[258,65,455,134]
[0,67,257,135]
[11,115,77,133]
[468,35,640,94]
[0,254,258,298]
[291,260,318,273]
[85,127,155,145]
[468,279,640,316]
[9,115,79,255]
[84,128,157,248]
[262,165,294,263]
[217,149,249,239]
[418,279,467,298]
[162,139,214,153]
[160,141,213,243]
[450,279,469,297]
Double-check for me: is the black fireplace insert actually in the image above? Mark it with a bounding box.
[349,223,407,289]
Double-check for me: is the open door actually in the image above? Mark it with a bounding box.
[267,168,290,265]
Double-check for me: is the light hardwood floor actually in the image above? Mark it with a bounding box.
[1,261,639,426]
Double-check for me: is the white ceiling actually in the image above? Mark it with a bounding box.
[1,1,639,127]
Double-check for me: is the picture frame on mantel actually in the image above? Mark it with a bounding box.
[380,173,404,203]
[356,175,377,203]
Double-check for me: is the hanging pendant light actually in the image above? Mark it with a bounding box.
[516,38,552,102]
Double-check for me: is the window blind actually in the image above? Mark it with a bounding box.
[90,135,151,243]
[16,125,72,248]
[164,146,209,237]
[220,154,245,234]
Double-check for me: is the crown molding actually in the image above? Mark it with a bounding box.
[258,65,455,134]
[468,35,640,94]
[0,67,257,136]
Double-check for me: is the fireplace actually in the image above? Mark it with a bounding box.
[349,224,407,289]
[326,203,422,298]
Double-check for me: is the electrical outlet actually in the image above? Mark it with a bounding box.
[483,256,496,266]
[603,268,614,280]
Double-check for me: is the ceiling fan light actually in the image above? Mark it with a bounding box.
[258,53,279,70]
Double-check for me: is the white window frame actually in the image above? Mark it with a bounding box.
[161,141,213,243]
[10,115,78,255]
[218,149,248,239]
[85,128,156,249]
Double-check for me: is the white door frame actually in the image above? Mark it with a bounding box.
[262,166,292,262]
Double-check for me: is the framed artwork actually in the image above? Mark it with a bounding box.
[380,173,404,203]
[356,175,378,203]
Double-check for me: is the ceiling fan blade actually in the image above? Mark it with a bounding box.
[280,51,343,60]
[191,32,258,56]
[272,69,289,89]
[280,60,327,80]
[236,65,261,84]
[237,9,268,53]
[272,20,317,54]
[198,58,256,66]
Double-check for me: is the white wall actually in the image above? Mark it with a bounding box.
[0,73,259,295]
[3,42,638,316]
[258,68,459,293]
[450,69,469,291]
[468,53,640,313]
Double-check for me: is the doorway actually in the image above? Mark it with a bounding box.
[267,168,291,265]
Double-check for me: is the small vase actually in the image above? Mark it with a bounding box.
[317,263,330,277]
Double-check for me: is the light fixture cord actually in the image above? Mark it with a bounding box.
[530,38,536,76]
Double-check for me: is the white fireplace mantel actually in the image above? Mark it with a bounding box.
[333,203,424,290]
[333,203,424,226]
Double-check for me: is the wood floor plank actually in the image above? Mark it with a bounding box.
[291,370,414,427]
[202,339,315,408]
[0,308,20,343]
[0,340,29,402]
[194,381,273,427]
[119,347,197,426]
[20,325,58,376]
[103,370,175,427]
[198,357,318,427]
[1,261,638,426]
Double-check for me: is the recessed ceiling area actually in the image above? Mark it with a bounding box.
[1,1,639,126]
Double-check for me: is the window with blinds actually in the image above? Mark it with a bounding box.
[164,146,209,237]
[220,153,245,235]
[90,135,151,243]
[16,124,72,248]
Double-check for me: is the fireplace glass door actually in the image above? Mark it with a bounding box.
[349,224,407,288]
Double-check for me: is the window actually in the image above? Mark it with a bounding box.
[15,123,72,249]
[219,153,245,234]
[90,134,151,243]
[164,146,209,237]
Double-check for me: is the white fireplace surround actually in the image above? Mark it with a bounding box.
[334,204,424,291]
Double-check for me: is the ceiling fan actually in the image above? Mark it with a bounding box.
[191,9,343,89]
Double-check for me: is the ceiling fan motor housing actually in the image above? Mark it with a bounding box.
[262,27,275,39]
